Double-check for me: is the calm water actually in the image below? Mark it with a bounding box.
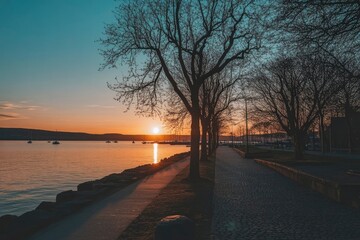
[0,141,188,216]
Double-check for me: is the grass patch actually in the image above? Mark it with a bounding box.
[118,158,215,240]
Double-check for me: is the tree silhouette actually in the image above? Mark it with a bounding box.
[101,0,263,179]
[273,1,360,153]
[276,1,360,93]
[251,54,342,159]
[199,67,242,161]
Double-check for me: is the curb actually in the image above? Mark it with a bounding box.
[254,158,360,209]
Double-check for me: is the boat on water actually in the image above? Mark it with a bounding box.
[27,130,33,143]
[114,140,118,143]
[52,130,60,145]
[106,140,111,143]
[132,141,135,143]
[142,141,147,144]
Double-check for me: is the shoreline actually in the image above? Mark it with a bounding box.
[0,141,190,217]
[0,128,192,142]
[0,151,190,239]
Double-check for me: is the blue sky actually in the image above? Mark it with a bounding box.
[0,0,162,134]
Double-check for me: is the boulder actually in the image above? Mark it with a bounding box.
[101,173,123,183]
[0,214,17,232]
[155,215,194,240]
[56,190,77,203]
[5,209,54,239]
[36,201,56,211]
[92,182,118,190]
[77,180,95,191]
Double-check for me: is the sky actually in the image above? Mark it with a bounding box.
[0,0,163,134]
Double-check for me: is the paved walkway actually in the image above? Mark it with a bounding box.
[29,158,189,240]
[211,147,360,240]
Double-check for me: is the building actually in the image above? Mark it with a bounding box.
[330,112,360,152]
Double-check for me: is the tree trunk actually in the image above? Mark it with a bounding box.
[189,95,200,180]
[211,121,218,152]
[293,132,304,160]
[208,126,213,155]
[345,100,354,153]
[215,127,219,149]
[200,119,208,161]
[319,113,326,153]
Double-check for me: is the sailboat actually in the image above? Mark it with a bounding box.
[27,131,32,143]
[52,130,60,144]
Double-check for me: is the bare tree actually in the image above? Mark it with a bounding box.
[164,67,242,161]
[278,1,360,51]
[101,0,263,179]
[209,113,228,153]
[199,66,242,161]
[275,1,360,153]
[276,1,360,85]
[251,54,342,159]
[329,62,360,152]
[163,90,190,134]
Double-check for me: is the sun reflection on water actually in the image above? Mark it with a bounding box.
[153,143,158,164]
[0,141,189,216]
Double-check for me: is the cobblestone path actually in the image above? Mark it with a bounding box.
[211,147,360,240]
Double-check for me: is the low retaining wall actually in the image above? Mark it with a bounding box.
[255,159,360,209]
[232,147,273,159]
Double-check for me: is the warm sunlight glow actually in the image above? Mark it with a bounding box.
[152,127,160,134]
[153,143,158,164]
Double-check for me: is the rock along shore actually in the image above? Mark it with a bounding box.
[0,151,190,240]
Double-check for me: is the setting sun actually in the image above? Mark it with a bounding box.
[152,127,160,134]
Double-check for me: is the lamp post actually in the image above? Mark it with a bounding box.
[231,125,234,147]
[245,97,249,154]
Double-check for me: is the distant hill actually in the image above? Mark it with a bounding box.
[0,128,177,141]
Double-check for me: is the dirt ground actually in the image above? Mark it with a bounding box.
[118,157,215,240]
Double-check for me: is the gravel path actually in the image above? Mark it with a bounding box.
[211,147,360,240]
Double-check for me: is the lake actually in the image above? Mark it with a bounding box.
[0,141,188,216]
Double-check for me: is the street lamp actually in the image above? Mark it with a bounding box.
[231,125,234,147]
[245,97,249,154]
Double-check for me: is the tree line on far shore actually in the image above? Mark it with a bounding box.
[100,0,360,180]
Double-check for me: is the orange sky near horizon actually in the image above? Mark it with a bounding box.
[1,117,164,135]
[0,100,164,135]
